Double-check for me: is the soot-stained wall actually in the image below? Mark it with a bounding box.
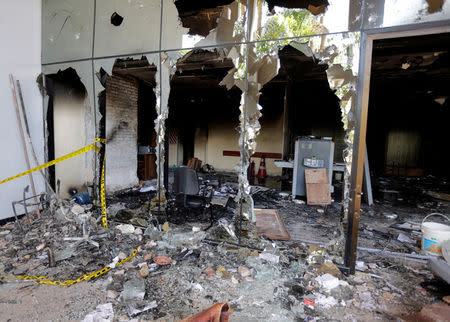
[105,75,139,191]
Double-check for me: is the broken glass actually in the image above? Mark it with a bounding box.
[93,54,160,195]
[42,61,96,146]
[161,0,247,51]
[245,32,359,245]
[42,61,97,194]
[312,32,360,240]
[256,0,361,48]
[94,0,161,57]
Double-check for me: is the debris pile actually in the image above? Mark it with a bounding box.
[0,173,449,320]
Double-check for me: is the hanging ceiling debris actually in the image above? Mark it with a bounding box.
[426,0,446,13]
[371,32,450,101]
[266,0,330,15]
[174,0,235,36]
[112,57,157,87]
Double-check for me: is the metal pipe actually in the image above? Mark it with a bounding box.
[22,186,31,226]
[9,74,41,219]
[16,80,56,196]
[344,31,373,274]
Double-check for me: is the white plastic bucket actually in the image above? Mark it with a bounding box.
[421,213,450,256]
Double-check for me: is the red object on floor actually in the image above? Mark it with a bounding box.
[153,256,171,265]
[257,157,267,178]
[180,302,232,322]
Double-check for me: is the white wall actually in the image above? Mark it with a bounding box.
[192,115,284,176]
[0,1,44,220]
[53,82,87,198]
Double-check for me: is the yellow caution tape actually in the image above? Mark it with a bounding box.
[100,153,107,229]
[2,138,139,286]
[0,138,108,230]
[0,138,102,185]
[17,249,138,286]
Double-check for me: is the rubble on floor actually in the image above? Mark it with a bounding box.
[0,173,449,321]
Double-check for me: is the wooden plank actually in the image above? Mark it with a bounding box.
[304,168,329,184]
[9,74,41,219]
[223,150,282,159]
[254,209,291,240]
[144,154,157,179]
[305,168,331,205]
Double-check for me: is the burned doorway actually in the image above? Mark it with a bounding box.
[105,57,157,192]
[261,44,344,197]
[44,68,90,197]
[367,32,450,204]
[343,30,450,272]
[167,49,242,173]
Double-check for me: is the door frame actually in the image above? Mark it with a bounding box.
[344,21,450,274]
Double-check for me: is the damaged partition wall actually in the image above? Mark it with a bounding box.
[105,57,157,191]
[42,67,96,198]
[167,49,242,171]
[38,0,362,259]
[40,0,450,274]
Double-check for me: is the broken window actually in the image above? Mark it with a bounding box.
[94,0,161,57]
[42,68,91,198]
[173,0,234,37]
[104,57,158,191]
[167,49,241,167]
[367,32,450,189]
[34,0,450,288]
[162,1,246,50]
[257,0,361,43]
[110,12,124,26]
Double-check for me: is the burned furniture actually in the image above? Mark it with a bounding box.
[11,185,47,232]
[173,166,213,226]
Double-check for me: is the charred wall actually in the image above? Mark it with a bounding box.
[105,74,139,192]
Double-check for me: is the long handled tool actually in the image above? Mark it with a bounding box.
[9,74,41,219]
[16,79,56,196]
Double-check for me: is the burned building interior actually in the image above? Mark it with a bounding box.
[1,0,450,321]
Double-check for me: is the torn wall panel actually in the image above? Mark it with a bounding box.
[94,0,161,57]
[238,31,358,256]
[313,32,360,260]
[94,55,159,193]
[105,74,140,192]
[162,1,246,50]
[256,0,360,48]
[42,0,94,64]
[161,1,190,50]
[42,62,96,197]
[233,1,283,225]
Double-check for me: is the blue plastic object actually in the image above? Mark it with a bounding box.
[72,192,91,205]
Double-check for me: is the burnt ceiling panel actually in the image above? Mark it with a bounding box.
[371,33,450,99]
[265,0,329,11]
[371,33,450,81]
[174,0,235,13]
[174,0,235,36]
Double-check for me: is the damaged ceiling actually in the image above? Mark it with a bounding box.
[174,0,330,37]
[265,0,329,14]
[172,49,235,88]
[112,58,157,86]
[371,32,450,99]
[174,0,235,36]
